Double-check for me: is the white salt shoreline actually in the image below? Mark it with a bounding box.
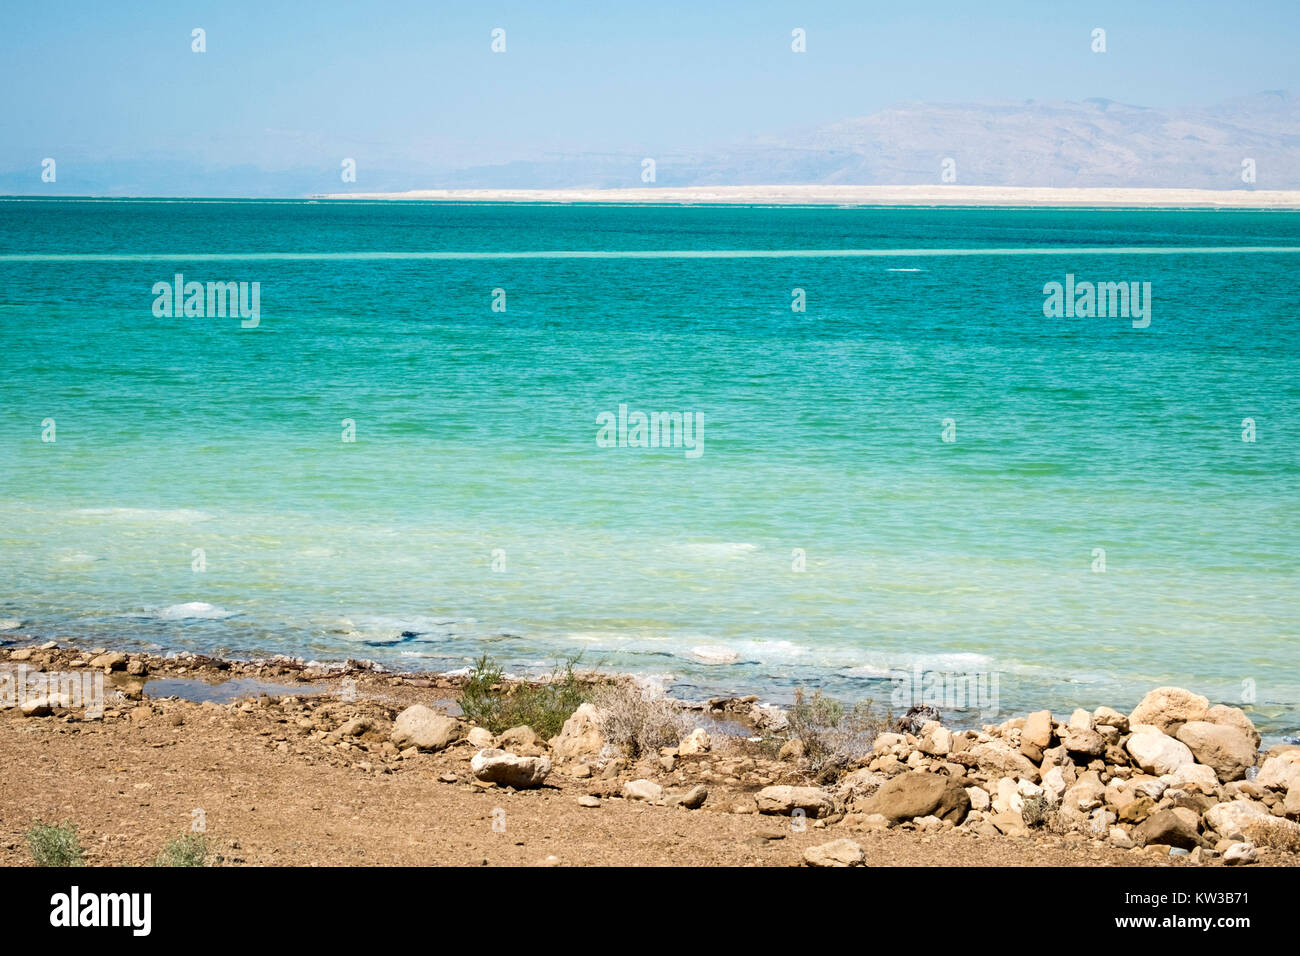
[314,185,1300,208]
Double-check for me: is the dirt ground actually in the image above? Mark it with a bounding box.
[0,647,1288,867]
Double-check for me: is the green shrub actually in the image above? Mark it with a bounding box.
[786,688,890,776]
[154,834,209,867]
[26,821,84,867]
[459,654,590,738]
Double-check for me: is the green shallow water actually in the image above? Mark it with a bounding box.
[0,200,1297,736]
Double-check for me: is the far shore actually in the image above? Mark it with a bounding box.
[314,184,1300,208]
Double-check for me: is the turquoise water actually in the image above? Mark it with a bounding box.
[1,200,1297,735]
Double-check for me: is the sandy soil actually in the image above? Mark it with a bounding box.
[316,185,1300,208]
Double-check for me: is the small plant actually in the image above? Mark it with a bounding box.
[154,834,209,867]
[1021,794,1051,828]
[590,681,693,759]
[785,688,889,777]
[26,821,84,867]
[458,654,590,738]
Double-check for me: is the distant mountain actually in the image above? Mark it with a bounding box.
[433,91,1300,191]
[3,92,1296,196]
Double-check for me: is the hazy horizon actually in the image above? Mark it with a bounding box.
[3,1,1299,196]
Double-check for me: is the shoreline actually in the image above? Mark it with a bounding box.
[4,638,1299,867]
[313,185,1300,208]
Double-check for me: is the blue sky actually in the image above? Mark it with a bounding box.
[2,1,1297,193]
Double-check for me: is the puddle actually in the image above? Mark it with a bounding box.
[143,677,332,704]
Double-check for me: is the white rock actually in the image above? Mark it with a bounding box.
[993,777,1023,814]
[469,748,552,789]
[622,779,663,803]
[1223,842,1258,865]
[965,786,991,812]
[551,703,605,759]
[1163,763,1218,794]
[1042,766,1068,804]
[1068,708,1094,731]
[390,705,462,752]
[1204,799,1270,837]
[678,727,711,755]
[1257,751,1300,792]
[803,839,865,867]
[1126,728,1195,776]
[755,785,836,818]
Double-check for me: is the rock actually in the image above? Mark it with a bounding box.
[1118,797,1155,824]
[859,772,970,824]
[1174,721,1255,782]
[577,795,601,808]
[1126,728,1195,776]
[1204,704,1261,749]
[873,732,906,754]
[126,658,148,676]
[1129,687,1209,735]
[1093,706,1130,733]
[469,749,552,789]
[674,785,709,810]
[754,785,836,819]
[1257,751,1300,792]
[8,648,34,661]
[622,779,663,803]
[337,717,372,737]
[1021,710,1054,757]
[1068,708,1094,731]
[466,727,495,749]
[495,725,544,755]
[1223,841,1258,865]
[1062,772,1106,813]
[966,786,991,812]
[803,838,866,868]
[1164,763,1221,794]
[1204,799,1276,838]
[1109,826,1135,849]
[988,810,1029,837]
[969,741,1040,781]
[920,727,954,756]
[551,703,605,759]
[993,777,1023,814]
[896,705,941,735]
[19,697,54,717]
[89,651,127,672]
[1131,809,1200,849]
[777,738,805,762]
[678,728,711,755]
[1041,766,1068,804]
[1064,728,1105,758]
[390,705,462,752]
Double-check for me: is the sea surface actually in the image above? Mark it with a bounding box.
[1,199,1297,737]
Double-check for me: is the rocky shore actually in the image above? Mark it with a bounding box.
[2,640,1297,867]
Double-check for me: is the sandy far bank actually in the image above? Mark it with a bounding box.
[315,185,1300,208]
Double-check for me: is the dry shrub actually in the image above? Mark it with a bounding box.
[590,682,692,758]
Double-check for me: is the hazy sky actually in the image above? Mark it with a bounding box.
[2,1,1297,190]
